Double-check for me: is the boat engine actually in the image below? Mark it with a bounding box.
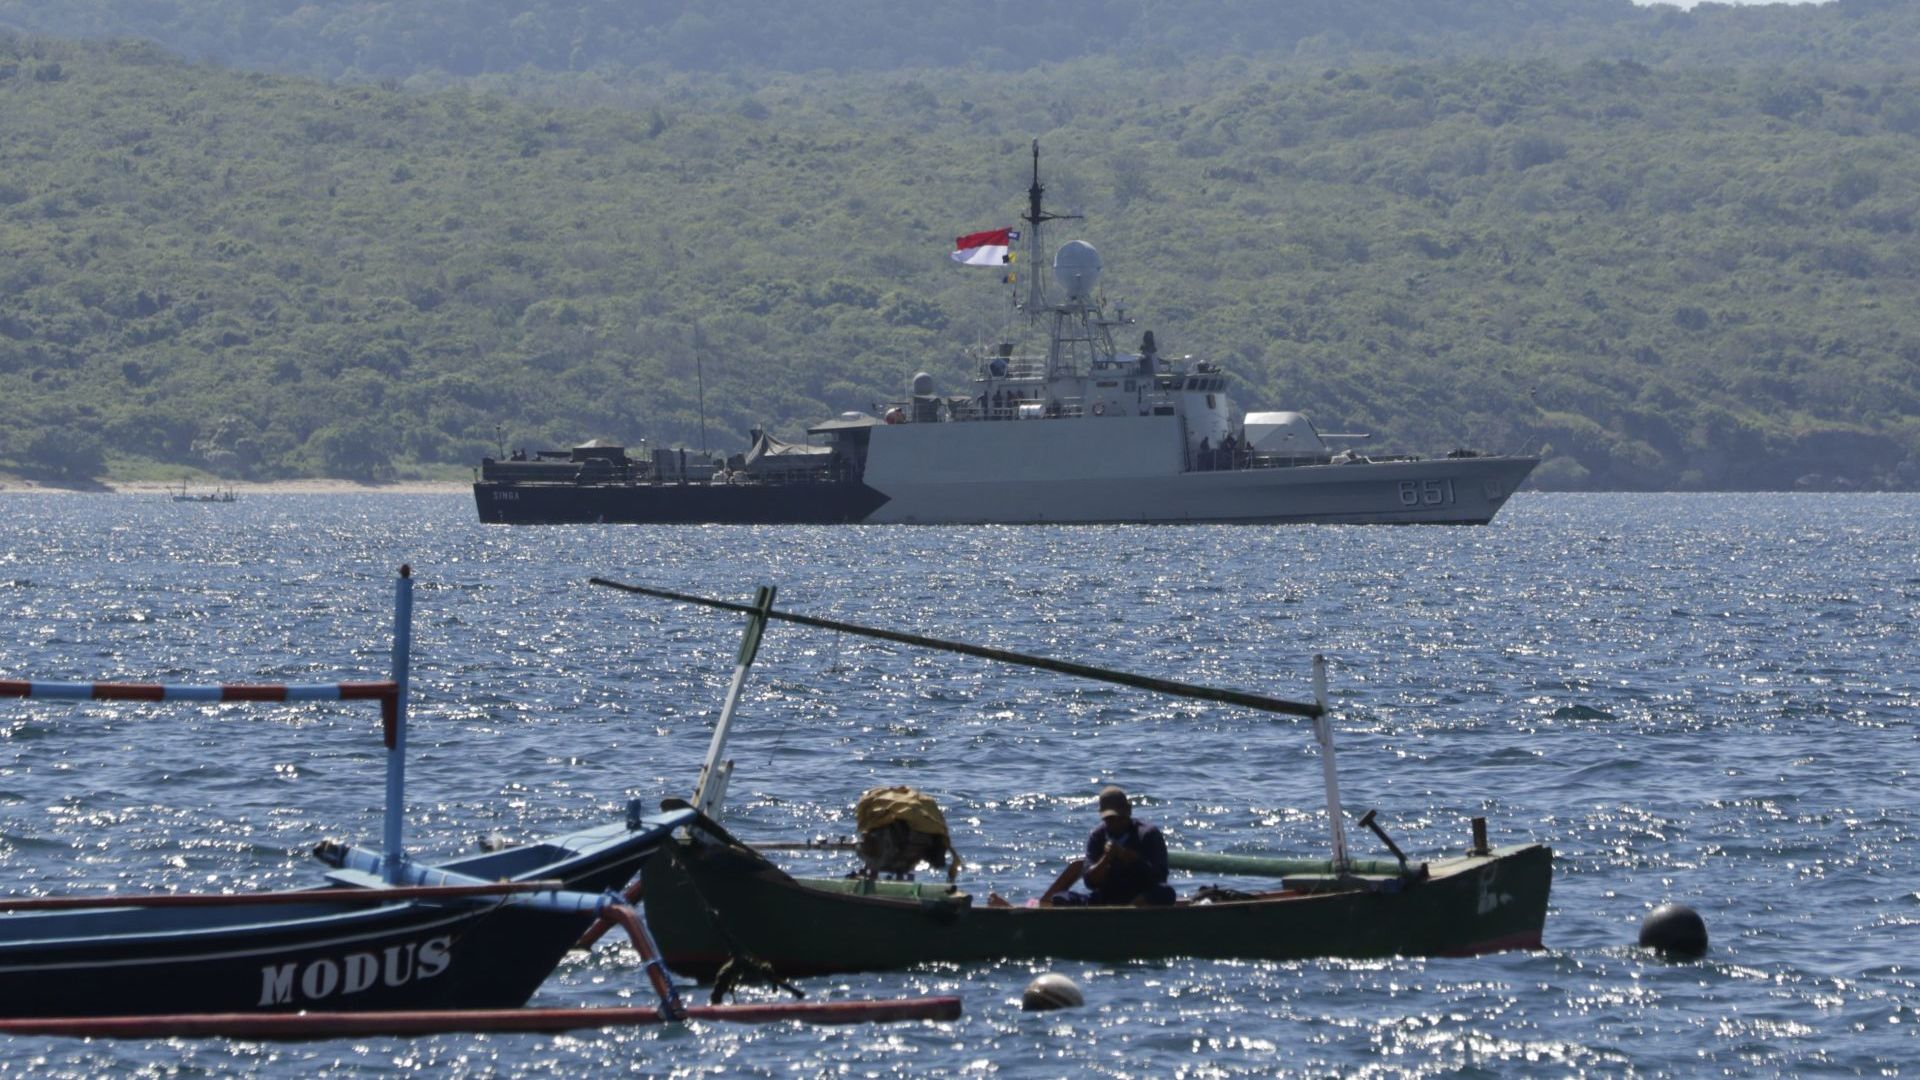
[854,785,958,882]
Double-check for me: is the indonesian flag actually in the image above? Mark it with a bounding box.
[952,227,1018,266]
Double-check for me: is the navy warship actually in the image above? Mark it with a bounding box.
[475,144,1537,525]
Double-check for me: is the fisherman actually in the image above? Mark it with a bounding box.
[988,786,1174,907]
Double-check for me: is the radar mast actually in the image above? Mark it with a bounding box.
[1020,141,1107,380]
[1021,140,1078,315]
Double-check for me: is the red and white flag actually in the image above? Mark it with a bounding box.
[952,227,1018,266]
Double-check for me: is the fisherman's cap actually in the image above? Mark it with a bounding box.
[1097,786,1131,820]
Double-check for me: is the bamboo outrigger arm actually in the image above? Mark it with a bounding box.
[591,579,1354,868]
[589,579,1325,719]
[691,585,776,822]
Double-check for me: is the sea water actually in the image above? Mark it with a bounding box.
[0,492,1913,1076]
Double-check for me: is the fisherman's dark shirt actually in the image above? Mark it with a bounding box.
[1082,818,1171,906]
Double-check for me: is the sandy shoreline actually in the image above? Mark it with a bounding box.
[0,478,469,495]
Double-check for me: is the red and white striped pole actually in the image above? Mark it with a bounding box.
[0,566,416,879]
[0,681,397,707]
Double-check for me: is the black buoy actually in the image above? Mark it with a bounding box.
[1639,902,1709,957]
[1021,973,1084,1011]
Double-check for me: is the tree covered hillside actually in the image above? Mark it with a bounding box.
[2,0,1915,80]
[0,30,1916,488]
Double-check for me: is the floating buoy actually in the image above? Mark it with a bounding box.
[1021,973,1084,1012]
[1639,902,1709,957]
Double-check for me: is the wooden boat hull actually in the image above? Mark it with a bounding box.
[0,899,577,1018]
[643,836,1551,979]
[0,811,686,1019]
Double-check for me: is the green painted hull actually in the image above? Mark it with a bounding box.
[642,837,1552,980]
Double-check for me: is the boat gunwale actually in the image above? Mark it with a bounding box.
[683,832,1549,915]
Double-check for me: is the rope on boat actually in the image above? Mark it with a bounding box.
[0,679,402,744]
[710,953,806,1005]
[575,877,646,950]
[653,821,807,1004]
[589,579,1324,720]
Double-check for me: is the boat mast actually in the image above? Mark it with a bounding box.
[1311,654,1350,870]
[1022,139,1053,315]
[385,565,413,882]
[1021,140,1088,380]
[692,585,777,821]
[694,320,708,456]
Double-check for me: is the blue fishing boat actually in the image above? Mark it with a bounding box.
[0,569,960,1033]
[0,815,691,1020]
[0,568,693,1021]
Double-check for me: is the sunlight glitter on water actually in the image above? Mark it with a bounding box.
[0,492,1914,1074]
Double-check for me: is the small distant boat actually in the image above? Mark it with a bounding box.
[170,484,238,503]
[593,580,1553,979]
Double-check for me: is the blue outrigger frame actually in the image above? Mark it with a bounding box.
[0,567,694,1022]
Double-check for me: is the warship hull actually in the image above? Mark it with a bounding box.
[475,416,1535,526]
[474,476,889,525]
[474,458,1532,525]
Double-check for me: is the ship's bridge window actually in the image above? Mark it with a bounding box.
[1206,393,1216,410]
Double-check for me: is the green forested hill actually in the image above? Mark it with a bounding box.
[1,23,1917,488]
[2,0,1915,80]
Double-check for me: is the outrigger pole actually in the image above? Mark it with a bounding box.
[591,580,1352,867]
[590,579,1323,720]
[0,998,963,1039]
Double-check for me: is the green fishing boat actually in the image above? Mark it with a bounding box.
[639,815,1549,980]
[592,580,1553,980]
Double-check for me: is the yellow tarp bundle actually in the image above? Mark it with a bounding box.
[855,785,951,841]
